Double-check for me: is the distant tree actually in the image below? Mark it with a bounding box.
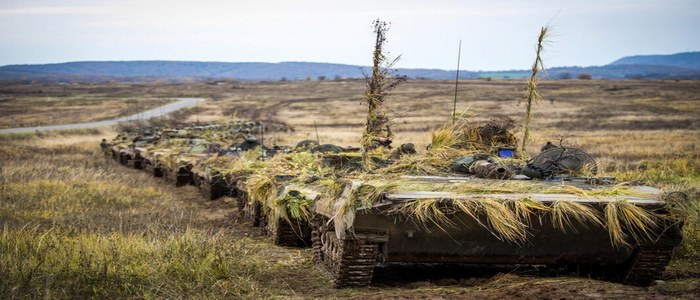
[305,76,312,81]
[280,77,287,82]
[577,73,592,80]
[334,75,342,81]
[317,76,326,81]
[559,72,571,79]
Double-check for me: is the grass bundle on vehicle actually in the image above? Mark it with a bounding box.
[241,151,336,225]
[273,191,314,226]
[428,116,519,161]
[331,178,671,247]
[542,184,645,197]
[370,118,518,176]
[395,196,667,246]
[519,25,550,153]
[380,155,448,175]
[429,117,476,154]
[550,199,604,233]
[605,200,661,248]
[391,179,644,197]
[326,181,397,228]
[201,149,266,182]
[246,173,277,211]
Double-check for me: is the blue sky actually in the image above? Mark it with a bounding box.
[1,0,698,71]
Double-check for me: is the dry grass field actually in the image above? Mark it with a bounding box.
[1,79,698,298]
[0,82,188,128]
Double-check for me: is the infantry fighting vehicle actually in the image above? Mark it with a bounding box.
[309,143,685,288]
[122,133,160,169]
[140,131,187,177]
[311,178,682,287]
[304,116,685,287]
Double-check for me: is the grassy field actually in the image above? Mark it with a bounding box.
[0,82,193,128]
[1,79,699,298]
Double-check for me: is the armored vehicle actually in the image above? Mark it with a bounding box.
[110,135,133,165]
[311,176,682,288]
[264,184,317,246]
[141,140,180,177]
[234,146,343,247]
[168,139,219,187]
[307,126,684,288]
[122,135,161,169]
[191,161,229,200]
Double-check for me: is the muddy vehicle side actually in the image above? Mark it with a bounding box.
[312,177,683,288]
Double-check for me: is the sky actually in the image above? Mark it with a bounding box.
[1,0,698,71]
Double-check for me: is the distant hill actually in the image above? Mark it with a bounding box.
[609,52,700,69]
[1,51,699,82]
[486,51,700,80]
[0,61,478,83]
[545,63,700,80]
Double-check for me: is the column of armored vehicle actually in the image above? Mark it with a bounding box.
[105,119,689,289]
[107,121,312,243]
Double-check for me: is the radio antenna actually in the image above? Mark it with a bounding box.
[314,120,321,144]
[452,40,462,124]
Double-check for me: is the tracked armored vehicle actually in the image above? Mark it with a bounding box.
[122,135,161,169]
[311,176,683,288]
[168,140,220,187]
[191,162,229,200]
[110,135,133,165]
[234,157,313,245]
[234,146,345,247]
[308,142,685,288]
[141,136,185,177]
[262,184,317,247]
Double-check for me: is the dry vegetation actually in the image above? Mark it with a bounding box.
[0,82,194,128]
[1,79,699,298]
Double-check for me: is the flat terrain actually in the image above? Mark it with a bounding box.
[3,78,698,164]
[0,79,698,299]
[0,82,190,128]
